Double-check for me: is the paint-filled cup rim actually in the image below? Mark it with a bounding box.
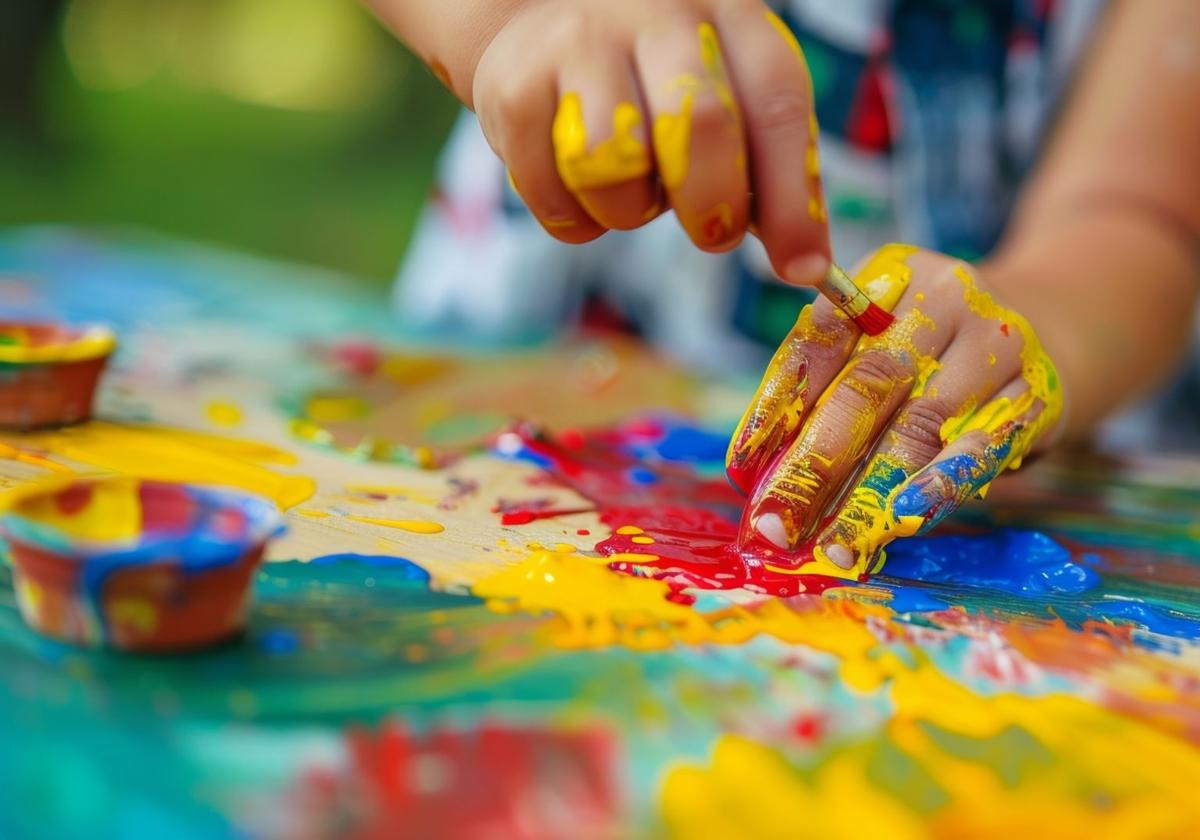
[0,322,116,365]
[2,476,286,651]
[1,476,285,565]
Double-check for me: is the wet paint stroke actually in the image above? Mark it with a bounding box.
[0,420,315,510]
[484,417,1200,643]
[2,229,1197,839]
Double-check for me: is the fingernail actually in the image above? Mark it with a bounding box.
[753,513,791,549]
[821,543,856,570]
[782,254,830,287]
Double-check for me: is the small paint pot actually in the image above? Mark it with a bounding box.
[0,321,116,430]
[2,477,283,652]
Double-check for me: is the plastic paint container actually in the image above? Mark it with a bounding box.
[0,321,116,430]
[2,477,283,652]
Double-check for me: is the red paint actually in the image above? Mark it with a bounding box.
[852,302,895,336]
[499,507,595,526]
[492,424,848,598]
[1000,323,1011,337]
[289,722,620,839]
[576,528,591,536]
[790,713,825,743]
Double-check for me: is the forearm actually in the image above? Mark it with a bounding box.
[984,207,1197,441]
[364,0,529,106]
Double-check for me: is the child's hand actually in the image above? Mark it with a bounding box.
[471,0,830,283]
[726,245,1066,575]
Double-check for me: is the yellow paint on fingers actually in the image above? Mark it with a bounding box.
[553,93,652,191]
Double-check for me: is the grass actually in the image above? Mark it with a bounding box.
[0,5,460,283]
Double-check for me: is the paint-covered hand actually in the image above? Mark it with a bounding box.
[727,245,1065,577]
[471,0,829,280]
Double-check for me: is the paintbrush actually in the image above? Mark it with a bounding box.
[816,262,894,336]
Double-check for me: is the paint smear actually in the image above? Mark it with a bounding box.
[0,421,315,510]
[346,515,445,535]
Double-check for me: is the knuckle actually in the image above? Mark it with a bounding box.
[753,87,810,134]
[848,350,910,392]
[891,396,958,462]
[687,97,736,135]
[488,77,537,126]
[546,6,591,46]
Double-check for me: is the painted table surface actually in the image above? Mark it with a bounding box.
[1,227,1199,840]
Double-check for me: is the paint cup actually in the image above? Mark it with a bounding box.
[0,321,116,430]
[2,476,284,652]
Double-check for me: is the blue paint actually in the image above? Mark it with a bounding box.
[891,452,992,528]
[621,421,730,466]
[257,628,300,654]
[891,430,1018,533]
[308,553,430,582]
[4,483,284,645]
[883,585,951,614]
[627,467,660,485]
[875,530,1200,640]
[860,458,909,498]
[1087,600,1200,640]
[882,530,1099,596]
[651,425,730,464]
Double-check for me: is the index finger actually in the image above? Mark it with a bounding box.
[713,5,830,284]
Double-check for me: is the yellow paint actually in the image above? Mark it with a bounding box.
[345,515,444,534]
[0,421,314,511]
[750,298,938,546]
[631,535,655,545]
[652,24,740,195]
[7,475,142,542]
[663,736,927,839]
[473,550,711,650]
[108,598,158,634]
[462,543,1197,834]
[552,92,652,191]
[809,252,1063,573]
[294,509,331,519]
[205,400,243,427]
[853,243,917,313]
[542,216,577,230]
[0,442,73,474]
[605,551,660,564]
[807,195,827,223]
[726,306,822,474]
[697,22,738,119]
[0,324,115,364]
[662,651,1200,838]
[553,542,577,554]
[765,10,807,66]
[937,263,1064,474]
[653,87,695,191]
[616,525,644,535]
[14,576,43,615]
[303,394,370,423]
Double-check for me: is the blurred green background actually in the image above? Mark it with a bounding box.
[0,0,460,283]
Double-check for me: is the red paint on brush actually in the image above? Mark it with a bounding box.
[852,302,894,336]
